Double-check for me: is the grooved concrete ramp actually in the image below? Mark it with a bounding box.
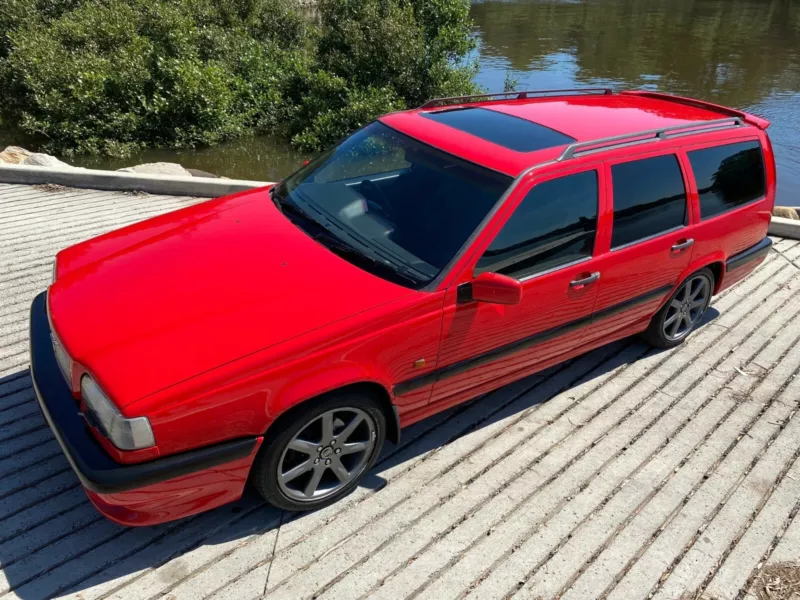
[1,182,799,600]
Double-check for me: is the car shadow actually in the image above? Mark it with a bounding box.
[0,308,720,599]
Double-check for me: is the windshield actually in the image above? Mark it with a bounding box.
[272,122,512,289]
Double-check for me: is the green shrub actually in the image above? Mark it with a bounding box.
[281,0,479,151]
[287,71,404,151]
[315,0,477,106]
[0,0,477,157]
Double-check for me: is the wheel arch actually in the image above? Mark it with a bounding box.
[264,381,400,446]
[675,253,725,296]
[705,261,724,294]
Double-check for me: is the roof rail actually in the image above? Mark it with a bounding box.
[558,117,743,161]
[419,88,613,109]
[621,90,771,130]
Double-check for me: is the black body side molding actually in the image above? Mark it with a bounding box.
[726,236,772,272]
[394,283,673,396]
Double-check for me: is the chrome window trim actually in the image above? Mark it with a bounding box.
[517,255,593,282]
[610,224,686,252]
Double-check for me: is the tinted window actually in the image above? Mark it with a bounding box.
[611,155,687,249]
[421,108,575,152]
[688,141,766,220]
[476,171,598,278]
[274,122,512,289]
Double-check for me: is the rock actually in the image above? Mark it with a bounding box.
[186,168,220,179]
[773,206,800,220]
[21,153,73,168]
[118,162,192,177]
[0,146,32,164]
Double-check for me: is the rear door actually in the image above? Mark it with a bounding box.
[429,165,605,405]
[588,150,695,338]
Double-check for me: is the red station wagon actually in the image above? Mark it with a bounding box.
[29,89,776,525]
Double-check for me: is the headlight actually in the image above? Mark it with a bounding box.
[81,375,155,450]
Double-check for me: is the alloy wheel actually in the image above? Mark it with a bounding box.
[277,407,376,502]
[663,274,711,342]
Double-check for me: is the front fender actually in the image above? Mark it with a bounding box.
[265,361,394,422]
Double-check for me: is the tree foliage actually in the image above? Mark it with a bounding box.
[0,0,477,156]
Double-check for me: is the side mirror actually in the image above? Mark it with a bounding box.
[466,272,523,305]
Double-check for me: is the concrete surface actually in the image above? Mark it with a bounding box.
[769,215,800,240]
[0,164,269,198]
[1,182,799,600]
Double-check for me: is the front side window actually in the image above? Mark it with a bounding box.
[272,122,512,289]
[475,170,598,279]
[687,141,766,220]
[611,154,687,249]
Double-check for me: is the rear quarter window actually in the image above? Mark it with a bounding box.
[687,141,766,220]
[610,154,688,249]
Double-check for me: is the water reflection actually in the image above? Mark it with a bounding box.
[4,0,797,204]
[471,0,800,204]
[65,134,308,183]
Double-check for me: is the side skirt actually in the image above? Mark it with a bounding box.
[398,316,650,430]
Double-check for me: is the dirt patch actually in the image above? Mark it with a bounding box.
[751,562,800,600]
[32,183,71,193]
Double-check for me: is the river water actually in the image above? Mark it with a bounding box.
[62,0,800,205]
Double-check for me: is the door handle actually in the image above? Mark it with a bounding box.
[570,272,600,289]
[671,238,694,253]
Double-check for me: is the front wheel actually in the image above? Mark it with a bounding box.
[642,268,714,349]
[251,392,386,511]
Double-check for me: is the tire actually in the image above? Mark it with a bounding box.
[251,390,386,512]
[642,268,714,349]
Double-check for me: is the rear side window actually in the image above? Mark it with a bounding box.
[476,170,598,279]
[687,141,766,220]
[611,155,687,249]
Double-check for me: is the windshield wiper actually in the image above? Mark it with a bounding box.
[314,232,423,287]
[273,188,426,288]
[272,189,328,232]
[268,186,283,213]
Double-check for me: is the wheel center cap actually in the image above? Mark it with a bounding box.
[320,447,333,459]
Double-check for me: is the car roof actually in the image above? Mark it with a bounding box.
[379,90,766,177]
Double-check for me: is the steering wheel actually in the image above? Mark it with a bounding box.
[360,179,397,222]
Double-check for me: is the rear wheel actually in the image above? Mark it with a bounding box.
[251,391,386,511]
[642,268,714,349]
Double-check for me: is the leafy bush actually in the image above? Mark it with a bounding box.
[282,0,478,151]
[0,0,477,156]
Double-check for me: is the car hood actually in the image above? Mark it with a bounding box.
[48,188,413,408]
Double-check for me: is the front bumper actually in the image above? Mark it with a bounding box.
[29,291,262,525]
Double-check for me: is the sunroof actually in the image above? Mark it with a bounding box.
[421,107,575,152]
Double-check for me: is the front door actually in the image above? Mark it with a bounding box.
[589,150,695,338]
[430,166,606,405]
